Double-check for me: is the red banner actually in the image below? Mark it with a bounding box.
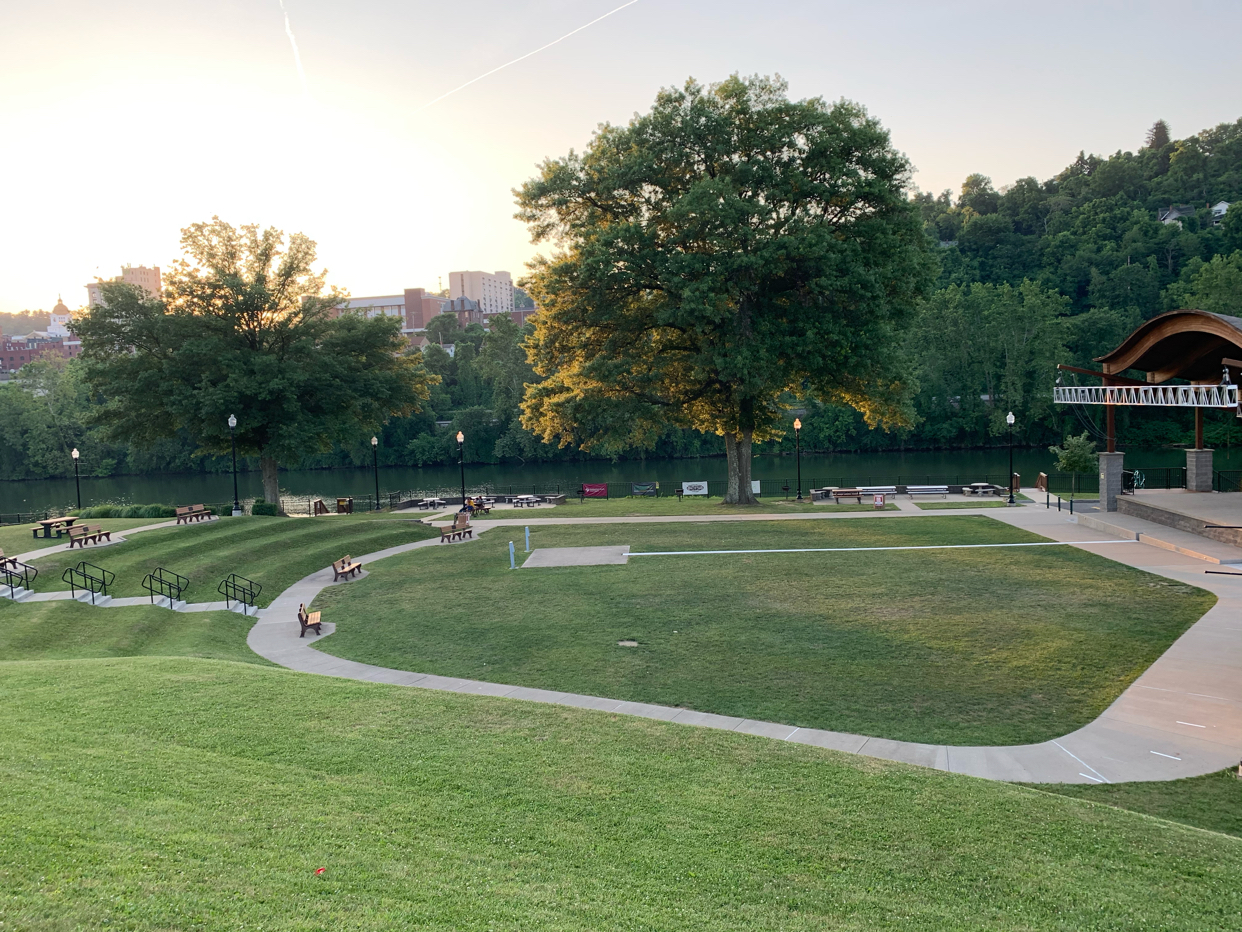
[582,483,608,498]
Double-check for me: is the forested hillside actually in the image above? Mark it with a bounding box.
[2,118,1240,481]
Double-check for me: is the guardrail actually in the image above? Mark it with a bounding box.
[218,573,262,613]
[1,558,37,599]
[142,567,189,605]
[62,561,114,604]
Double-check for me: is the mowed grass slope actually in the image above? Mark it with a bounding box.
[1044,769,1242,838]
[0,518,160,560]
[1,657,1238,932]
[314,516,1214,745]
[26,514,438,606]
[535,495,897,517]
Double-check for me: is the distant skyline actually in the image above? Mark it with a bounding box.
[2,0,1239,313]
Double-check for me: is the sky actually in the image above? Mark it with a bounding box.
[1,0,1239,315]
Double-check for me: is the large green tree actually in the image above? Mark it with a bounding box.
[74,218,434,505]
[516,75,935,503]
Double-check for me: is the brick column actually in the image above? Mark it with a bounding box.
[1186,448,1214,492]
[1099,451,1124,512]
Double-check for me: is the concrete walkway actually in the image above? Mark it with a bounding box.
[243,494,1241,785]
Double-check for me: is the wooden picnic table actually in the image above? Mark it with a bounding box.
[33,516,78,539]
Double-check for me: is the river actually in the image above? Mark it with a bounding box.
[3,447,1237,514]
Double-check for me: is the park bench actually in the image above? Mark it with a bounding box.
[906,485,949,498]
[175,504,213,524]
[66,525,111,549]
[440,513,473,542]
[859,486,897,496]
[831,488,865,503]
[0,549,16,570]
[541,494,566,506]
[332,555,363,581]
[297,603,323,638]
[32,516,77,539]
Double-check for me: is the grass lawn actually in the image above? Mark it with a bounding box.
[0,518,162,560]
[0,598,262,665]
[312,516,1214,745]
[25,514,438,607]
[1041,769,1242,838]
[536,495,898,517]
[1,657,1238,931]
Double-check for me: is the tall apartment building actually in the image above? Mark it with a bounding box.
[449,270,514,319]
[85,265,162,307]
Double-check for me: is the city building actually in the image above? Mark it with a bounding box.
[335,288,450,341]
[450,270,514,320]
[85,265,162,306]
[445,296,482,328]
[2,297,82,375]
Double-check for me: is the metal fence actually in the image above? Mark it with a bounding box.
[1043,465,1186,496]
[1215,470,1242,493]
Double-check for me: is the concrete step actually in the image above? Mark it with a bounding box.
[0,586,33,602]
[1077,512,1242,564]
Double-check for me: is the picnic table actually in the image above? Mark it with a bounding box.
[512,495,540,508]
[416,498,447,510]
[963,482,997,496]
[32,516,78,540]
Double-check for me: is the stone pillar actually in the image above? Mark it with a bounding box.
[1099,451,1125,512]
[1186,448,1214,492]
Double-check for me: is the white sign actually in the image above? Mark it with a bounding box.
[682,481,708,496]
[751,480,761,494]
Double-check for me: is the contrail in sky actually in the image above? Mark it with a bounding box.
[277,0,309,94]
[416,0,640,111]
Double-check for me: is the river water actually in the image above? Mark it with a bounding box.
[3,447,1237,514]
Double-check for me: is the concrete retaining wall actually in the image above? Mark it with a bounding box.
[1116,496,1242,546]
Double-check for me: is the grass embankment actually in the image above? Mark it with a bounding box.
[1,657,1238,931]
[26,514,438,607]
[0,518,160,559]
[1042,769,1242,838]
[533,495,898,517]
[314,516,1214,745]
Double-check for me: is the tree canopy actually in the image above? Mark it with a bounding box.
[516,74,935,502]
[73,218,434,504]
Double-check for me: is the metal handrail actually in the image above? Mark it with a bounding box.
[1,558,37,599]
[141,567,189,605]
[62,561,114,604]
[217,573,262,612]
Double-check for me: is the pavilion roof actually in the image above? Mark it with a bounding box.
[1096,309,1242,384]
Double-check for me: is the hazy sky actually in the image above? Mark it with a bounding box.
[2,0,1239,314]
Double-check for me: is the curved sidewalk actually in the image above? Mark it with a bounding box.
[247,500,1242,785]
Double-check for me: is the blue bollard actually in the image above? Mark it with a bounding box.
[509,541,516,569]
[525,526,530,552]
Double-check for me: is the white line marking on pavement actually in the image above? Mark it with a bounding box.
[628,541,1140,557]
[1150,750,1182,760]
[1053,741,1111,783]
[1079,773,1105,783]
[785,727,800,741]
[1177,721,1206,728]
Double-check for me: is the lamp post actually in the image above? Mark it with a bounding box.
[71,448,80,510]
[371,436,380,510]
[1006,411,1016,505]
[228,414,240,516]
[793,418,803,501]
[457,431,466,506]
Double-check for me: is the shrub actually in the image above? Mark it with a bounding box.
[72,504,177,519]
[250,499,281,516]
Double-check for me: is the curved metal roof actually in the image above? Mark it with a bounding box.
[1096,309,1242,383]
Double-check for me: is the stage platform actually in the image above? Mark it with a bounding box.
[1117,490,1242,549]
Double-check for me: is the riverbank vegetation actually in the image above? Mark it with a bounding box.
[3,117,1239,483]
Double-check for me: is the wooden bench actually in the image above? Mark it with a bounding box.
[175,504,213,524]
[66,525,112,549]
[831,488,864,503]
[440,513,473,542]
[906,485,949,498]
[0,549,16,571]
[32,516,76,539]
[332,556,363,581]
[297,603,323,638]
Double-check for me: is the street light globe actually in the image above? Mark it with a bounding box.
[456,431,464,443]
[1006,411,1015,426]
[228,414,237,429]
[793,418,802,430]
[371,436,378,446]
[71,448,79,460]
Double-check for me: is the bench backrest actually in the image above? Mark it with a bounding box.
[298,603,308,622]
[333,557,351,571]
[454,513,471,529]
[191,504,206,511]
[67,525,89,537]
[175,506,193,516]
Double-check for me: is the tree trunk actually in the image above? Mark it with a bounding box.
[723,431,757,505]
[260,456,281,511]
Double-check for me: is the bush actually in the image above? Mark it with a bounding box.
[250,499,280,516]
[71,504,177,519]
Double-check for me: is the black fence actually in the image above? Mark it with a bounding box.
[1215,470,1242,493]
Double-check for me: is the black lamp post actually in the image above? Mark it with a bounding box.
[794,417,803,501]
[228,414,240,516]
[1006,411,1016,505]
[371,435,380,510]
[457,431,466,505]
[71,447,81,510]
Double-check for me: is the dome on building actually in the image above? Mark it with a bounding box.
[52,295,70,316]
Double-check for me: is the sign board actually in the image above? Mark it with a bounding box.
[682,480,708,496]
[582,483,608,498]
[751,480,762,494]
[631,482,658,497]
[873,493,886,509]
